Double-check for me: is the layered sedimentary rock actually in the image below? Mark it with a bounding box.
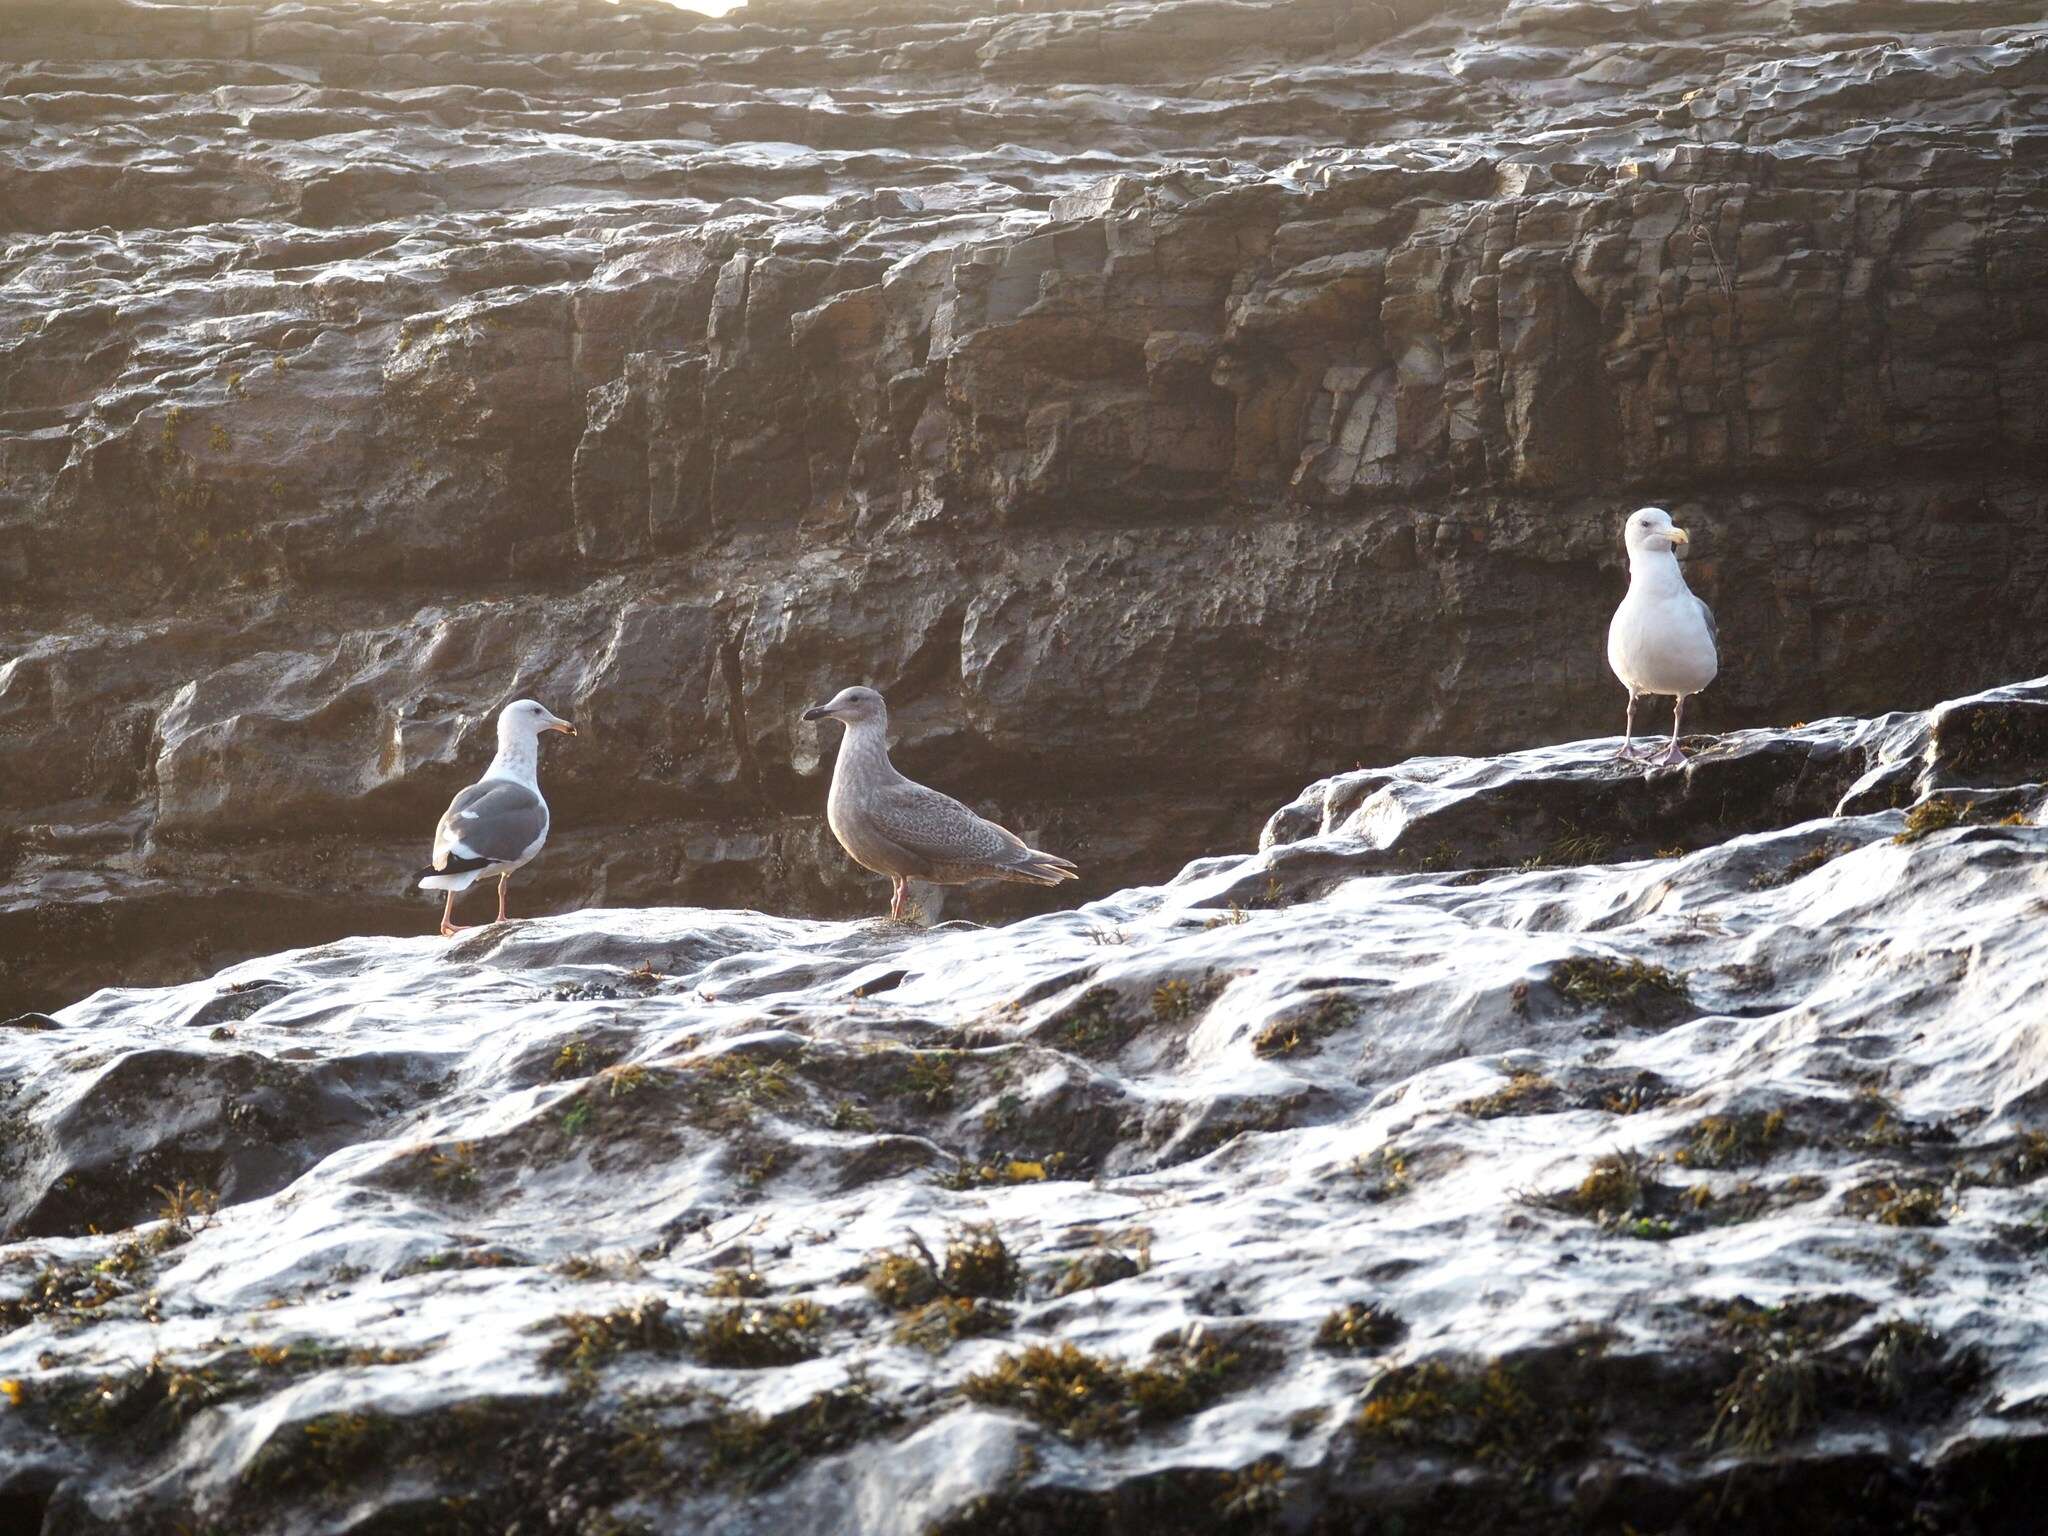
[4,0,2048,1008]
[3,680,2046,1533]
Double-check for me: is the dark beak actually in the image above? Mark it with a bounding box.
[801,705,831,722]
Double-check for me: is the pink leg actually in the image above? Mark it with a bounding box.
[1613,691,1643,760]
[1651,694,1690,767]
[439,890,469,939]
[496,874,511,924]
[890,878,906,920]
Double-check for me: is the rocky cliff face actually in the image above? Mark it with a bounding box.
[3,679,2046,1534]
[4,0,2047,1009]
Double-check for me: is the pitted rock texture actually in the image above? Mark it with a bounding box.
[2,679,2046,1534]
[5,0,2048,1009]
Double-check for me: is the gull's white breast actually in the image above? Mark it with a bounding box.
[1608,588,1717,696]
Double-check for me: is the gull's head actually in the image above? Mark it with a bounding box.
[499,698,576,743]
[802,685,886,728]
[1623,506,1689,558]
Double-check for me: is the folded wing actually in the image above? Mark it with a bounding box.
[431,779,547,870]
[866,779,1076,885]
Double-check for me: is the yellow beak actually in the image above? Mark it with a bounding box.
[1667,527,1690,547]
[550,722,577,736]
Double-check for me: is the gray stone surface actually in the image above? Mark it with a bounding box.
[2,678,2045,1532]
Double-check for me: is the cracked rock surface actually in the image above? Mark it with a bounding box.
[6,0,2048,1008]
[2,678,2045,1533]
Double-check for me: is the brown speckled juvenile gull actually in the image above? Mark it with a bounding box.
[801,685,1078,921]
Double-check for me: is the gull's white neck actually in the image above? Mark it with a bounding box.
[485,725,543,791]
[833,716,902,785]
[1627,545,1689,598]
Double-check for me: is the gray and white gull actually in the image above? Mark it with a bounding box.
[801,685,1078,921]
[415,699,575,936]
[1607,506,1718,766]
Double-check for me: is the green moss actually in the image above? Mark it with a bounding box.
[941,1224,1019,1300]
[961,1332,1269,1443]
[1704,1344,1817,1454]
[1353,1360,1541,1464]
[1551,957,1688,1009]
[1543,1152,1648,1221]
[38,1355,230,1449]
[1893,797,1970,845]
[1933,702,2048,778]
[704,1261,768,1300]
[868,1224,1017,1312]
[1750,841,1854,890]
[244,1409,394,1493]
[1051,1248,1142,1298]
[703,1375,898,1491]
[1538,820,1612,867]
[694,1300,825,1368]
[894,1296,1014,1353]
[1457,1071,1560,1120]
[866,1239,943,1311]
[1975,1130,2048,1186]
[1152,980,1194,1020]
[830,1100,876,1132]
[1674,1109,1788,1169]
[423,1141,480,1196]
[1315,1302,1406,1355]
[1348,1146,1411,1202]
[397,1246,520,1278]
[902,1052,958,1106]
[1052,986,1144,1056]
[534,1298,682,1388]
[1845,1179,1945,1227]
[680,1054,798,1131]
[1252,992,1356,1059]
[1862,1320,1939,1405]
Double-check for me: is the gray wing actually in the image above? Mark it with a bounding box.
[1695,594,1717,650]
[866,778,1024,872]
[432,779,547,868]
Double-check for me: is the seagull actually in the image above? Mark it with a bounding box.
[415,699,575,936]
[800,685,1078,921]
[1607,507,1718,766]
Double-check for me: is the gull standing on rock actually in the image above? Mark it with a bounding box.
[1608,506,1718,766]
[801,685,1078,921]
[415,699,575,936]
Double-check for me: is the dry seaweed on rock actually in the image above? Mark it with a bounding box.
[1315,1302,1406,1355]
[962,1327,1276,1443]
[1548,958,1690,1013]
[533,1297,684,1388]
[693,1300,827,1368]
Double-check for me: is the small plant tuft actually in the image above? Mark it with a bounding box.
[1458,1071,1560,1120]
[694,1300,826,1368]
[1315,1302,1406,1355]
[1551,957,1688,1010]
[1705,1344,1818,1453]
[534,1298,682,1388]
[1674,1109,1788,1170]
